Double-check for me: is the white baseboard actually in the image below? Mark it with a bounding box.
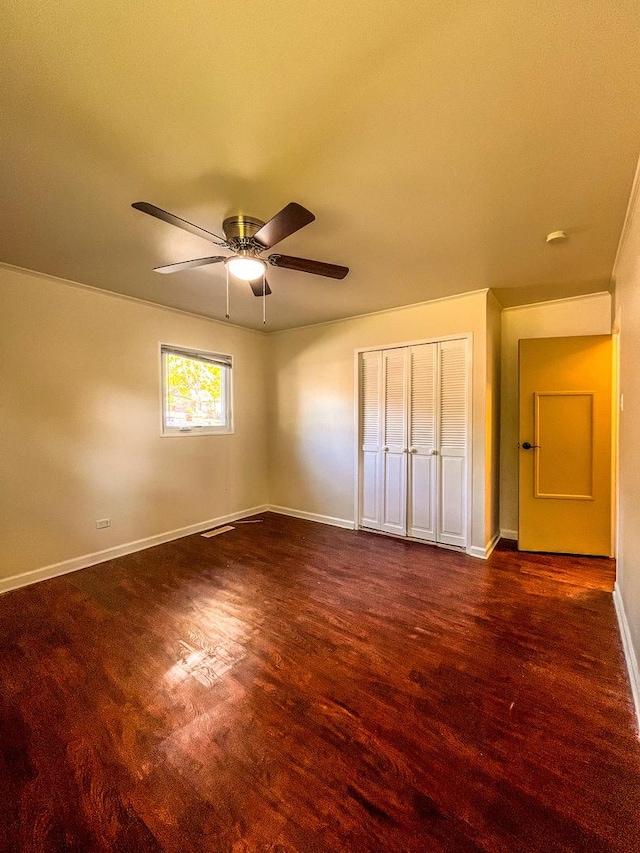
[0,505,269,596]
[467,530,501,560]
[500,528,518,541]
[485,530,501,558]
[267,505,355,530]
[467,547,485,559]
[613,583,640,736]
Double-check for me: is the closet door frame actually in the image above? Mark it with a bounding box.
[354,333,473,553]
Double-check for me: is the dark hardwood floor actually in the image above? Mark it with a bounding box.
[0,513,638,852]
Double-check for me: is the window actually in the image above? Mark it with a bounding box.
[161,345,232,435]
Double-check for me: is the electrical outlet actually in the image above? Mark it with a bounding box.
[96,518,111,529]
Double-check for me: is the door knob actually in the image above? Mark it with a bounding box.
[521,441,541,450]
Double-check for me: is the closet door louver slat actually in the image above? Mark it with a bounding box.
[410,344,437,450]
[361,351,381,450]
[383,350,407,448]
[439,340,467,451]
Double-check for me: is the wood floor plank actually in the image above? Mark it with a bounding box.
[0,513,638,852]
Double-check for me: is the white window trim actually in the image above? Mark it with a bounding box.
[160,343,234,437]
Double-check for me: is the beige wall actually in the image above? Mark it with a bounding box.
[0,265,269,580]
[613,170,640,686]
[268,290,492,553]
[499,292,613,537]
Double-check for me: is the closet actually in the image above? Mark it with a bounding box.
[358,338,469,548]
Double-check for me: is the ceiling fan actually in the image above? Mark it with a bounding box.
[132,200,349,298]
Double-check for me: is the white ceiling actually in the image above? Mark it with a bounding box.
[2,1,639,331]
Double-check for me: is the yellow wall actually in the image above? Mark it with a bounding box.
[268,290,493,553]
[0,265,269,581]
[613,165,640,699]
[499,292,612,537]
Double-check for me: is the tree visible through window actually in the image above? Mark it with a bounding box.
[161,345,232,434]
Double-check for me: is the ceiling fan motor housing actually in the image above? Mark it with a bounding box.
[222,215,265,249]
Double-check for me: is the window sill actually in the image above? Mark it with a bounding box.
[161,428,235,437]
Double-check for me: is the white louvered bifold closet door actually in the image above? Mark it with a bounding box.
[358,338,468,548]
[359,350,383,529]
[407,344,438,541]
[438,338,468,546]
[381,348,408,534]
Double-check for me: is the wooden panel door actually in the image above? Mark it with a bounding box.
[518,335,612,556]
[381,348,408,535]
[437,339,468,547]
[359,350,382,530]
[407,344,438,541]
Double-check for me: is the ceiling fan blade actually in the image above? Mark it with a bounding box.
[252,203,315,249]
[268,254,349,280]
[249,279,272,297]
[132,202,227,244]
[154,256,227,274]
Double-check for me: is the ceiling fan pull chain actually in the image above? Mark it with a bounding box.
[262,272,266,325]
[225,266,230,320]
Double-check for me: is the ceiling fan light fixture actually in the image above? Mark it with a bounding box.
[225,255,266,281]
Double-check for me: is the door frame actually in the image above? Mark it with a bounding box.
[612,330,620,560]
[353,333,473,552]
